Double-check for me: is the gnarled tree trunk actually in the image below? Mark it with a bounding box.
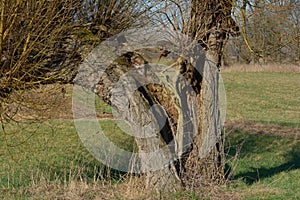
[75,0,239,193]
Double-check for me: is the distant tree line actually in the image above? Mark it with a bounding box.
[226,0,300,65]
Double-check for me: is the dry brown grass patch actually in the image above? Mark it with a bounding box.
[225,120,300,137]
[222,63,300,72]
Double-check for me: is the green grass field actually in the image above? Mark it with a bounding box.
[223,72,300,199]
[0,72,299,199]
[222,72,300,128]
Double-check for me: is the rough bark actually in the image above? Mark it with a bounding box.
[179,0,239,187]
[92,52,183,191]
[182,54,224,189]
[83,0,239,193]
[188,0,239,67]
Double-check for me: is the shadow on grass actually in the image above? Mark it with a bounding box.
[234,147,300,185]
[225,130,300,185]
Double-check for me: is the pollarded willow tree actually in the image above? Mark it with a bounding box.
[0,0,150,123]
[0,0,81,123]
[73,0,239,193]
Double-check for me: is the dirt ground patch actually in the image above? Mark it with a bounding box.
[5,84,112,121]
[225,119,300,137]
